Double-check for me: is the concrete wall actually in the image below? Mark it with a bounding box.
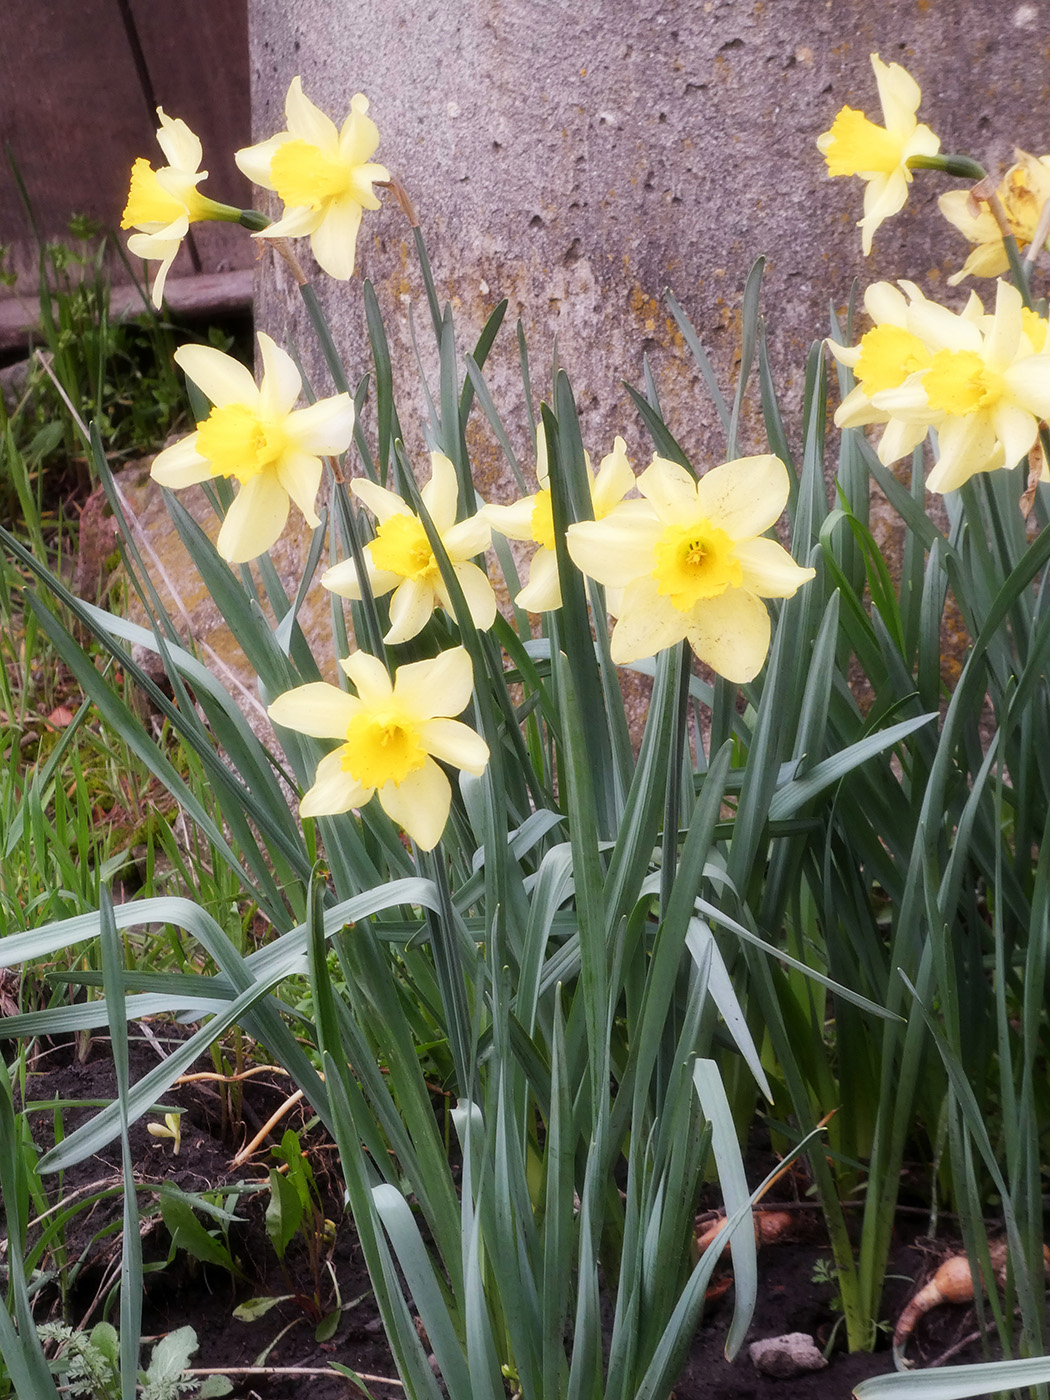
[245,0,1050,496]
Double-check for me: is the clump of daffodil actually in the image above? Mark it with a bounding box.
[566,455,816,684]
[322,452,496,644]
[940,150,1050,285]
[235,77,390,280]
[484,435,646,612]
[817,53,940,255]
[267,647,489,851]
[150,332,354,562]
[122,110,248,309]
[833,279,1050,493]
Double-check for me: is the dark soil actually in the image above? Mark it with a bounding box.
[14,1030,990,1400]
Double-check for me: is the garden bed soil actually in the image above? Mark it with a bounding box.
[13,1030,990,1400]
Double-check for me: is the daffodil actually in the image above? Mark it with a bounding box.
[122,110,241,309]
[267,647,490,851]
[322,453,496,644]
[817,53,940,255]
[566,455,815,683]
[484,435,645,611]
[863,279,1050,492]
[150,332,354,562]
[235,77,390,280]
[827,280,960,465]
[940,150,1050,285]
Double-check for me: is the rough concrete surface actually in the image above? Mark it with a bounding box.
[242,0,1050,502]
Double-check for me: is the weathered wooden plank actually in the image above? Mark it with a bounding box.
[0,268,253,352]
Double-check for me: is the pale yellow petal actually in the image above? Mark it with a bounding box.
[609,577,691,664]
[150,433,215,488]
[694,455,789,539]
[417,717,490,775]
[385,579,436,644]
[516,548,561,612]
[234,133,289,190]
[378,761,450,851]
[871,53,921,131]
[591,436,637,516]
[276,449,323,528]
[323,553,400,600]
[421,452,460,533]
[925,416,999,493]
[286,394,355,455]
[154,109,203,175]
[300,748,371,817]
[352,478,413,523]
[339,94,381,166]
[268,682,359,738]
[216,472,289,562]
[284,75,339,151]
[257,205,323,239]
[686,588,772,684]
[484,495,539,542]
[437,561,497,631]
[393,646,474,720]
[175,344,259,409]
[566,512,662,587]
[444,512,492,559]
[637,456,699,524]
[257,332,302,417]
[340,650,393,706]
[310,198,363,280]
[733,538,816,598]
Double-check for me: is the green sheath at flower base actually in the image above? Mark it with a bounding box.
[235,77,390,280]
[567,454,815,684]
[267,647,490,851]
[121,109,249,309]
[816,53,940,255]
[149,332,354,562]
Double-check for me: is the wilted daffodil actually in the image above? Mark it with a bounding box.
[122,110,244,309]
[235,77,389,280]
[940,151,1050,285]
[867,279,1050,493]
[322,452,496,644]
[566,455,816,684]
[267,647,490,851]
[150,332,354,562]
[484,435,645,612]
[817,53,940,255]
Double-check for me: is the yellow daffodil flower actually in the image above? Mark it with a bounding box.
[827,280,970,465]
[939,150,1050,285]
[122,110,241,309]
[235,77,390,280]
[817,53,940,255]
[150,332,354,562]
[484,435,645,612]
[566,455,815,683]
[857,279,1050,492]
[267,647,490,851]
[322,452,496,644]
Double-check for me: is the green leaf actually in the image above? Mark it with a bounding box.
[233,1295,293,1322]
[265,1166,304,1260]
[853,1355,1050,1400]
